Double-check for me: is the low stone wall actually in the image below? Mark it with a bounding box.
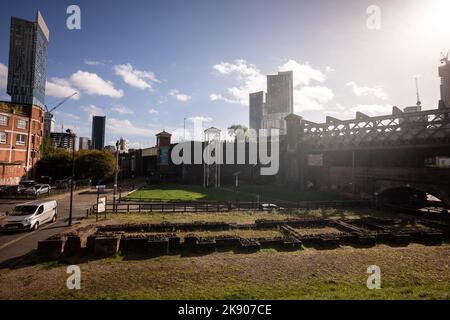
[36,216,449,260]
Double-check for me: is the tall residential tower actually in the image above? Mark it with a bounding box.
[249,91,264,132]
[92,116,106,150]
[439,53,450,109]
[249,70,294,135]
[7,11,49,108]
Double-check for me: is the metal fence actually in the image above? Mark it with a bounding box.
[87,199,373,216]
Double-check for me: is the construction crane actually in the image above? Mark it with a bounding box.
[415,76,422,107]
[44,92,78,114]
[43,92,78,140]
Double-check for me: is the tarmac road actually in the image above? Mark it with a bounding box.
[0,188,114,267]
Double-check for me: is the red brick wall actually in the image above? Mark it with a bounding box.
[0,103,43,185]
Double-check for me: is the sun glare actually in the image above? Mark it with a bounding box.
[415,0,450,49]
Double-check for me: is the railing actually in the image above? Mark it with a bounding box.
[87,199,372,215]
[300,107,450,150]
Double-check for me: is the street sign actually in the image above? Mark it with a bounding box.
[97,197,106,213]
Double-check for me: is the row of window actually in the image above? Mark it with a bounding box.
[0,132,27,146]
[0,115,28,129]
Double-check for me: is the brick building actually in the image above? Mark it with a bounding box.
[0,101,44,185]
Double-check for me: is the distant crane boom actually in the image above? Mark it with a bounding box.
[45,92,78,113]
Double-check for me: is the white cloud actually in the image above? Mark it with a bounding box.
[279,60,333,112]
[211,59,265,105]
[325,66,335,73]
[188,116,212,122]
[210,59,334,111]
[209,93,221,101]
[129,141,146,149]
[112,105,134,114]
[158,96,168,104]
[53,110,80,121]
[148,108,159,115]
[169,89,191,102]
[45,77,80,100]
[84,59,103,66]
[346,81,389,100]
[107,118,155,136]
[295,86,334,112]
[80,105,105,119]
[70,71,123,98]
[113,63,160,91]
[279,60,327,86]
[0,63,7,89]
[349,104,393,116]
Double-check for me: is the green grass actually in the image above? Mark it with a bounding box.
[3,247,448,300]
[124,184,348,203]
[124,185,253,202]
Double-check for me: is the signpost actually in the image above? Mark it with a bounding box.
[96,196,106,222]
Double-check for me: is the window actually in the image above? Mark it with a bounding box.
[17,119,27,129]
[0,115,8,126]
[0,132,6,144]
[16,134,26,146]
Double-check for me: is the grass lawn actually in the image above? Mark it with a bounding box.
[124,184,349,203]
[1,209,448,300]
[1,245,448,299]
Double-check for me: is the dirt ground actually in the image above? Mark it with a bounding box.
[0,243,448,300]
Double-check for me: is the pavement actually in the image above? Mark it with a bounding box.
[0,187,116,267]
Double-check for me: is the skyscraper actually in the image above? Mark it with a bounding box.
[7,11,49,108]
[79,137,91,150]
[43,112,55,138]
[92,116,106,150]
[265,71,294,114]
[439,54,450,109]
[248,71,294,135]
[249,91,264,131]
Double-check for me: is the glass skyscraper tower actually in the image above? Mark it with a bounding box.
[7,11,49,108]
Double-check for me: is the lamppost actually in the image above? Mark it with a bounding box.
[113,139,120,213]
[66,129,76,226]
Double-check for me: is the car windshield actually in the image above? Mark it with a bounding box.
[10,205,38,216]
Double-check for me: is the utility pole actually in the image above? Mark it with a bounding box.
[67,129,76,226]
[183,117,186,141]
[113,139,120,213]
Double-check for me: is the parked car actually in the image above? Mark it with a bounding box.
[259,203,280,211]
[24,184,51,196]
[55,178,75,189]
[17,180,37,194]
[0,185,19,196]
[2,200,58,231]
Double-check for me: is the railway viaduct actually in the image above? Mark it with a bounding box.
[279,106,450,206]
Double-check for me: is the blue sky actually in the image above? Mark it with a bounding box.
[0,0,449,148]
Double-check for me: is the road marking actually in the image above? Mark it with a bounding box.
[0,221,57,251]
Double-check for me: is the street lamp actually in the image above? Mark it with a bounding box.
[113,139,120,213]
[66,129,76,226]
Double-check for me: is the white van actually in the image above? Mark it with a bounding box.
[3,200,57,231]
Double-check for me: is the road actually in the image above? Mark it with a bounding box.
[0,188,115,267]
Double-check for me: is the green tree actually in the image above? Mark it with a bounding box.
[40,137,57,159]
[35,149,72,180]
[75,150,116,184]
[227,124,249,140]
